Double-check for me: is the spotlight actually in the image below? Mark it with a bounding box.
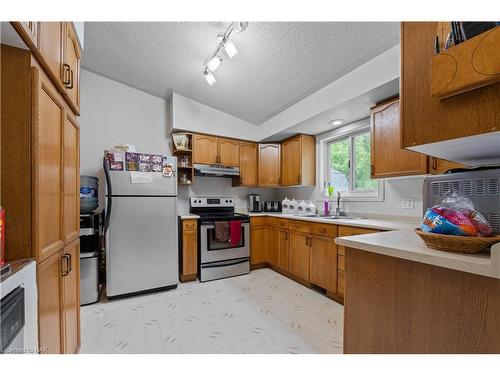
[329,119,344,127]
[204,70,216,86]
[224,40,238,58]
[207,56,222,72]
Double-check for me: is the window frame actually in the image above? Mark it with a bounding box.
[323,126,384,202]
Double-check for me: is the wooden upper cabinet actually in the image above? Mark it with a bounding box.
[63,112,80,244]
[258,144,281,186]
[401,22,500,148]
[61,239,80,354]
[63,23,81,113]
[281,134,316,186]
[218,137,239,166]
[310,236,337,293]
[370,99,427,178]
[15,22,38,49]
[193,134,218,164]
[38,22,64,86]
[428,157,464,175]
[238,141,258,186]
[33,66,65,262]
[37,250,63,354]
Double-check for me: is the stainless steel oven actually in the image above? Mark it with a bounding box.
[190,197,250,282]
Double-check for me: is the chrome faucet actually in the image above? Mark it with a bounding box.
[336,191,347,217]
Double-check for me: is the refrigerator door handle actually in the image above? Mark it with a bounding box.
[103,157,112,236]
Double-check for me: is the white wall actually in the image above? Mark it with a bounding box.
[171,92,261,141]
[80,70,276,212]
[79,69,170,210]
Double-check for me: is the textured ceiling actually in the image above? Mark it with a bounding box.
[82,22,399,124]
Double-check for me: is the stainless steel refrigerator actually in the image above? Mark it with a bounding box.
[103,155,178,298]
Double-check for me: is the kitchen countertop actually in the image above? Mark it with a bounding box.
[242,212,419,231]
[178,214,200,219]
[336,229,500,279]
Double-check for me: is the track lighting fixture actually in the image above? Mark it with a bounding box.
[202,22,248,86]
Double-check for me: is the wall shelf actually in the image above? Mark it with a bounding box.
[171,132,194,186]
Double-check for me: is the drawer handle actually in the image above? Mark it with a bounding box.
[67,69,74,89]
[319,228,327,233]
[63,63,71,85]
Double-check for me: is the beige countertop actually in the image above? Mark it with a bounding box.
[335,229,500,279]
[242,212,419,231]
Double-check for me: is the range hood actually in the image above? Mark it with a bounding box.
[194,163,240,178]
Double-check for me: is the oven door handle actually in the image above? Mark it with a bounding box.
[201,222,250,229]
[201,258,249,269]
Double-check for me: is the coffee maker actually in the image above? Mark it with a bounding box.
[247,193,262,212]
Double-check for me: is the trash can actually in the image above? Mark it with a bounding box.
[80,251,99,305]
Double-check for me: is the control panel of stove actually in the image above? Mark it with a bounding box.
[190,197,235,208]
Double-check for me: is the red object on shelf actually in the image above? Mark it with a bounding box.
[0,208,5,267]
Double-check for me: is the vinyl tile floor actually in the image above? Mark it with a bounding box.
[79,268,344,354]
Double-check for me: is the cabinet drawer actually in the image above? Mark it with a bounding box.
[288,220,310,233]
[311,223,337,237]
[337,270,345,298]
[182,219,197,232]
[266,217,277,226]
[250,217,268,227]
[277,218,289,229]
[338,254,345,271]
[338,226,380,237]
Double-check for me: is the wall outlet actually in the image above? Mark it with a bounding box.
[400,198,415,210]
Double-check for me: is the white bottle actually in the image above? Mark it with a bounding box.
[305,201,316,215]
[282,197,290,214]
[289,199,298,214]
[297,200,306,215]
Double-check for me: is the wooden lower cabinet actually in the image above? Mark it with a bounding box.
[289,232,311,282]
[179,219,198,281]
[310,235,337,293]
[37,250,63,354]
[38,239,81,354]
[250,225,268,267]
[277,229,290,271]
[266,227,278,267]
[61,239,80,354]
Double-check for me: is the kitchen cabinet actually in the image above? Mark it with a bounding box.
[63,22,81,113]
[37,250,63,354]
[13,22,38,49]
[370,99,427,178]
[218,137,239,166]
[193,134,218,164]
[34,62,65,262]
[63,112,80,244]
[289,231,310,282]
[277,229,290,271]
[179,218,198,281]
[38,22,64,87]
[428,157,464,175]
[401,22,500,149]
[235,141,258,186]
[258,144,281,186]
[61,239,80,354]
[310,235,337,293]
[250,217,268,267]
[281,134,316,186]
[267,227,278,267]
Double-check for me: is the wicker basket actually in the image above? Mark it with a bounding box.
[415,229,500,254]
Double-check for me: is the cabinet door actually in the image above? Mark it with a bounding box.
[15,22,38,48]
[267,227,278,266]
[281,136,301,185]
[371,99,427,178]
[38,250,63,354]
[277,229,290,271]
[250,227,267,266]
[258,144,281,186]
[63,23,81,113]
[239,141,258,186]
[61,239,80,354]
[289,232,310,281]
[193,134,218,164]
[33,66,65,262]
[428,157,464,174]
[182,221,198,276]
[38,22,63,85]
[63,112,80,244]
[310,236,337,293]
[218,137,239,166]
